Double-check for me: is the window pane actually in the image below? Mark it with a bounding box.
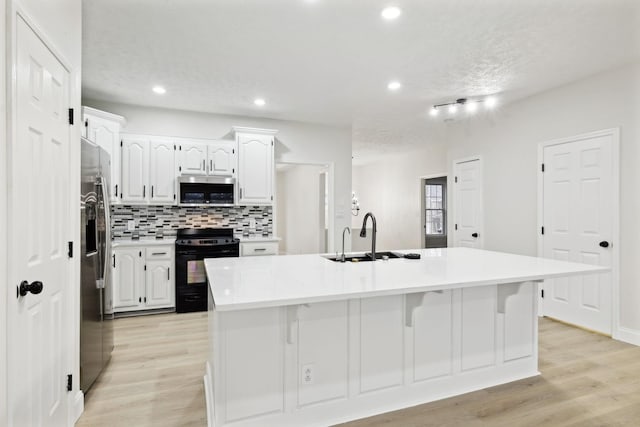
[426,210,444,235]
[426,184,443,209]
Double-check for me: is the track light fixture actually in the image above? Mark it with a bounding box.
[430,96,498,117]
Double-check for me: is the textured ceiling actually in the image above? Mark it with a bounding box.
[82,0,640,163]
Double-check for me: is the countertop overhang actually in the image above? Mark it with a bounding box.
[205,248,607,312]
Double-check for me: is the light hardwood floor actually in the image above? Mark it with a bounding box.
[78,314,640,427]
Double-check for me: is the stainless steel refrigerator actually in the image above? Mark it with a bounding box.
[80,137,114,393]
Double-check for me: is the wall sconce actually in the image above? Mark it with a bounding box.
[351,191,360,216]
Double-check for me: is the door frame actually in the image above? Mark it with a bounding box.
[273,161,334,253]
[451,156,484,248]
[5,4,81,425]
[419,173,448,249]
[536,128,620,338]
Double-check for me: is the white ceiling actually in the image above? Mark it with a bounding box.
[83,0,640,162]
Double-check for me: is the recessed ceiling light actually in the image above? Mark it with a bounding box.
[387,81,402,91]
[152,86,166,95]
[448,104,458,114]
[254,98,266,106]
[429,107,439,116]
[381,6,402,20]
[485,96,497,108]
[466,102,478,113]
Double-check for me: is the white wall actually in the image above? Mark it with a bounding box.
[352,144,447,251]
[83,100,352,252]
[4,0,83,424]
[445,62,640,343]
[276,164,326,255]
[1,0,7,423]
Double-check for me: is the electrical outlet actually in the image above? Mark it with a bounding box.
[301,364,315,385]
[127,220,136,231]
[249,218,256,228]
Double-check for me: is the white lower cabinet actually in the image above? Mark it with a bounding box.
[240,241,279,256]
[112,245,175,313]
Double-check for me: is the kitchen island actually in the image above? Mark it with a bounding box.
[204,248,605,427]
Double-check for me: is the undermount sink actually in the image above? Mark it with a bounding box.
[325,251,403,263]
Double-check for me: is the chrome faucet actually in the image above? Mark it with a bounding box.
[359,212,377,261]
[341,227,351,262]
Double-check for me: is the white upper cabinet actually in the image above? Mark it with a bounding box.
[177,139,236,177]
[236,128,276,205]
[149,138,176,204]
[208,141,236,176]
[179,141,207,175]
[121,134,178,205]
[82,107,126,203]
[121,136,149,204]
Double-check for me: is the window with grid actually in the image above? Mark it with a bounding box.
[425,184,445,235]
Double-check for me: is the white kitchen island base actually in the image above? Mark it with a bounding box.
[205,281,538,427]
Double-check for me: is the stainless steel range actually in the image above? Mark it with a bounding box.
[175,228,239,313]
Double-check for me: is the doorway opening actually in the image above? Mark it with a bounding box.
[422,176,448,248]
[275,162,330,255]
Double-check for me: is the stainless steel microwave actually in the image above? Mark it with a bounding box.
[178,176,235,207]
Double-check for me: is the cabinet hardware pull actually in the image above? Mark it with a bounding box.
[202,159,205,171]
[254,248,266,252]
[112,254,116,268]
[151,186,154,198]
[143,185,146,198]
[239,187,243,199]
[151,252,167,256]
[139,297,141,303]
[144,297,147,303]
[167,267,170,281]
[115,184,118,197]
[210,160,213,171]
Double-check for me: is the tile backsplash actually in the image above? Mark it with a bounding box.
[111,205,273,240]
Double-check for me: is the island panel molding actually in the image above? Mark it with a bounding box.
[204,248,606,426]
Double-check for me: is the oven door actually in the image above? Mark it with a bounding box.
[175,246,239,313]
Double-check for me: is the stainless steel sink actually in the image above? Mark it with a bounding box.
[325,251,403,262]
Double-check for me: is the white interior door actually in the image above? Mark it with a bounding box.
[453,158,483,248]
[541,132,614,334]
[9,16,70,427]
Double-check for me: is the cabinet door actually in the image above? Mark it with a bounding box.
[145,259,174,308]
[113,248,144,310]
[208,141,236,176]
[121,137,149,203]
[179,142,207,176]
[238,133,273,205]
[149,139,176,204]
[85,115,121,202]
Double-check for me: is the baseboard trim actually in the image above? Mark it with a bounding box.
[615,327,640,347]
[72,390,84,424]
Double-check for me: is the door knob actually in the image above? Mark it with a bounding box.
[472,233,479,238]
[599,241,610,248]
[18,280,43,297]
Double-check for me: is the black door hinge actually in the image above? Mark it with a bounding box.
[120,140,123,147]
[68,108,74,125]
[68,241,73,258]
[541,163,545,172]
[541,289,545,299]
[454,176,458,183]
[67,374,72,391]
[144,265,147,271]
[541,226,545,235]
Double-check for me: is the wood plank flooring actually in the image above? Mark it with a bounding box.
[77,314,640,427]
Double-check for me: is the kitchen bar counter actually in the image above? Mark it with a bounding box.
[203,248,606,427]
[204,247,604,311]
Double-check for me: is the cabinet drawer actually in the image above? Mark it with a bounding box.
[145,246,173,260]
[240,242,278,256]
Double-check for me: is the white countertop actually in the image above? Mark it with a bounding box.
[112,238,176,247]
[239,236,281,243]
[205,248,607,312]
